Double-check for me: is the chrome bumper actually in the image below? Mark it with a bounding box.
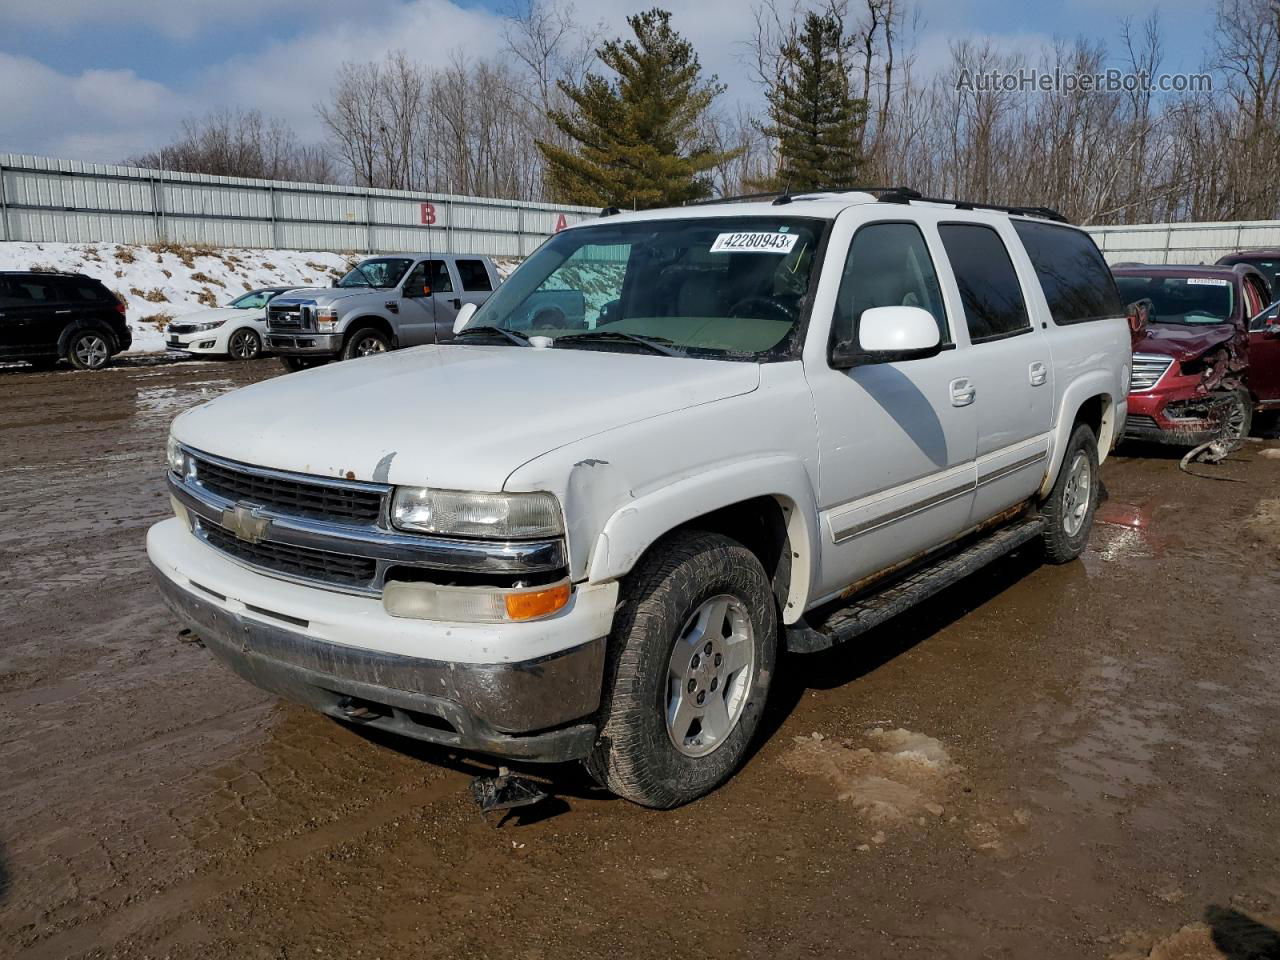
[266,333,342,354]
[154,564,604,761]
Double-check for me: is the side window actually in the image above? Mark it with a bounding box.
[420,260,453,293]
[12,279,55,303]
[403,262,427,295]
[456,259,493,292]
[1012,220,1124,325]
[833,222,949,348]
[67,281,108,303]
[938,224,1030,342]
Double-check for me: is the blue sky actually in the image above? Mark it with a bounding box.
[0,0,1218,164]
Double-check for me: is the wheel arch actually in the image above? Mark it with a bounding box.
[585,457,819,624]
[57,318,119,358]
[1039,375,1116,498]
[343,315,396,347]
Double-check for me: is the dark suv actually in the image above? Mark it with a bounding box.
[0,271,132,370]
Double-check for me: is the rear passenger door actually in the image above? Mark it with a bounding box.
[936,222,1053,525]
[454,258,496,314]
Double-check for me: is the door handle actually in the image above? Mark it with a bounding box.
[450,298,462,310]
[950,377,976,407]
[1029,361,1048,386]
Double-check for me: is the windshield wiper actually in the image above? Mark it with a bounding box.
[454,325,531,347]
[553,330,685,357]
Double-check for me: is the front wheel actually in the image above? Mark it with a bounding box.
[585,530,777,808]
[279,356,327,373]
[342,327,391,360]
[227,328,262,361]
[1039,422,1099,564]
[66,330,113,371]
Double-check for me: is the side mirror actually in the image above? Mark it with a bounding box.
[453,302,478,335]
[831,306,942,368]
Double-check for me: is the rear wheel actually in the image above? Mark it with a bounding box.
[1039,422,1099,564]
[342,327,391,360]
[227,328,262,361]
[585,530,777,808]
[66,330,113,371]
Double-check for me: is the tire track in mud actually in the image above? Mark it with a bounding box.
[19,771,468,960]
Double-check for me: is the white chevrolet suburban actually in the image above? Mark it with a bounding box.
[148,188,1131,808]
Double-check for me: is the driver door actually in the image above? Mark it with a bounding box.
[396,261,436,346]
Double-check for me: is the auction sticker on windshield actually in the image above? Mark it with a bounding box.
[1187,278,1230,286]
[710,232,800,254]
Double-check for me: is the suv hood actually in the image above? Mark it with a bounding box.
[173,344,760,489]
[1134,322,1238,359]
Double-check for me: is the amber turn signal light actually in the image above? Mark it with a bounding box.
[504,582,571,621]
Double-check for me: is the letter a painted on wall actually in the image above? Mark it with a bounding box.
[420,202,437,226]
[554,213,568,232]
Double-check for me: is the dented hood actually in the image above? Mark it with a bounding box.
[1133,322,1239,360]
[172,344,760,490]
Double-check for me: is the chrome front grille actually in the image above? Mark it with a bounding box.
[1131,353,1174,392]
[267,302,311,331]
[192,453,383,525]
[170,446,568,595]
[201,520,378,589]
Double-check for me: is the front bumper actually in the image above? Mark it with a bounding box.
[1125,388,1223,446]
[148,517,618,762]
[267,332,343,355]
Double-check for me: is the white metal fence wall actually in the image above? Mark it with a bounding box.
[0,154,598,257]
[1087,220,1280,265]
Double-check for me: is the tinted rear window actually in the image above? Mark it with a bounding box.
[59,278,112,302]
[937,224,1030,342]
[0,277,57,303]
[1013,220,1124,324]
[456,259,493,292]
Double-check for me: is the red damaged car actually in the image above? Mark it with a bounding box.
[1114,263,1279,446]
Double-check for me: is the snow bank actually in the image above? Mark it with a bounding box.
[0,242,525,354]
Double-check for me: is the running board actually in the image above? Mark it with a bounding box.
[785,517,1045,654]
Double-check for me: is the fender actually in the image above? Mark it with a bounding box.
[586,455,820,624]
[342,315,399,348]
[56,318,118,356]
[1040,371,1116,498]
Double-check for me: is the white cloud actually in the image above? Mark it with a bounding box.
[0,0,360,39]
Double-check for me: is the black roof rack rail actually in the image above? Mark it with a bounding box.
[878,191,1070,224]
[686,186,918,207]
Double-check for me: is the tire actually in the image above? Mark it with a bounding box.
[1039,422,1100,564]
[227,328,262,361]
[66,329,114,371]
[342,327,391,360]
[585,530,778,808]
[279,356,326,372]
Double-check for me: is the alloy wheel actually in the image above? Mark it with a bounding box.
[73,334,109,370]
[666,595,755,758]
[1060,452,1091,537]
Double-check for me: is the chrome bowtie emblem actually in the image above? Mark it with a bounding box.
[222,502,271,544]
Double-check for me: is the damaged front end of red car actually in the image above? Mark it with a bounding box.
[1124,300,1250,447]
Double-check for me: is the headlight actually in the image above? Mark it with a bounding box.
[315,307,339,331]
[166,435,187,476]
[192,320,226,332]
[391,487,563,539]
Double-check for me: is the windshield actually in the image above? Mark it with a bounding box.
[230,290,275,309]
[465,216,826,360]
[1115,275,1235,325]
[337,258,413,289]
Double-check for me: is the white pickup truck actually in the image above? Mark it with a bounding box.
[149,189,1130,808]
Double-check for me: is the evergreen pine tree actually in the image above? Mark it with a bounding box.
[763,12,867,191]
[537,9,737,208]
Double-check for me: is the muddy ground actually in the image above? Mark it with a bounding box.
[2,357,1280,960]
